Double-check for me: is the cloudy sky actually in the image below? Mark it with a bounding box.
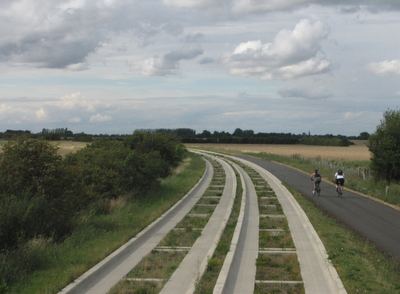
[1,0,399,136]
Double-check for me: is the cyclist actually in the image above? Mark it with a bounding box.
[334,169,345,192]
[310,169,321,195]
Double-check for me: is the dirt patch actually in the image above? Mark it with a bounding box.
[185,143,370,161]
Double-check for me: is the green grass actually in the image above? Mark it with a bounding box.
[256,254,302,281]
[6,152,206,294]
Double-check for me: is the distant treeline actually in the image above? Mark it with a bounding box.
[1,128,370,146]
[148,128,360,147]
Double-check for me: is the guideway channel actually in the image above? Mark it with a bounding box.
[213,162,259,294]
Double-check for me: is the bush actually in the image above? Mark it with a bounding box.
[64,141,130,199]
[0,138,78,249]
[124,131,186,176]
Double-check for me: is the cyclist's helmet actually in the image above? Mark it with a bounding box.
[314,169,318,173]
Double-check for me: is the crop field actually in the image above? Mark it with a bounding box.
[50,141,88,157]
[2,140,370,161]
[185,140,370,161]
[0,140,87,157]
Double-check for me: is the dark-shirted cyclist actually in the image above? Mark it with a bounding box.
[310,169,321,195]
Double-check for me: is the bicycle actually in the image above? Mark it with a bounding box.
[311,179,321,197]
[337,183,343,197]
[315,181,321,197]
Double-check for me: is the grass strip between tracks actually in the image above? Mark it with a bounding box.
[7,152,206,294]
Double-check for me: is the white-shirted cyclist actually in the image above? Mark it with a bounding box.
[334,169,345,192]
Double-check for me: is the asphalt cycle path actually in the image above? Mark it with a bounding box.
[234,154,400,262]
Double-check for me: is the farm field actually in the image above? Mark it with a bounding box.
[185,140,370,161]
[50,141,88,157]
[1,140,371,160]
[0,140,87,157]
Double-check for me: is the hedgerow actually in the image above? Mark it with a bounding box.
[0,132,185,290]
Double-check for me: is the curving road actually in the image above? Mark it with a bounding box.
[233,154,400,262]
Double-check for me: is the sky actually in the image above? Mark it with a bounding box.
[0,0,399,136]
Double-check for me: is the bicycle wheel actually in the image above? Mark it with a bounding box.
[337,185,342,197]
[316,184,321,197]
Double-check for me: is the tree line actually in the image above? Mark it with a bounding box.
[1,127,369,146]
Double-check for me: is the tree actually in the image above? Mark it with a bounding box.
[0,138,78,249]
[367,109,400,182]
[124,131,186,177]
[233,128,243,137]
[359,132,370,140]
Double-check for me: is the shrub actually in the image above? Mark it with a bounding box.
[368,109,400,183]
[63,140,130,199]
[124,131,186,176]
[0,138,78,249]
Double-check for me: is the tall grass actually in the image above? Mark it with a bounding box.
[3,152,206,294]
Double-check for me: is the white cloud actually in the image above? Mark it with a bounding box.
[57,93,97,112]
[89,113,112,123]
[366,60,400,76]
[224,19,331,80]
[344,111,363,120]
[278,84,333,100]
[163,0,228,9]
[35,108,48,121]
[0,0,184,69]
[141,44,203,76]
[66,62,90,71]
[232,0,311,14]
[0,93,111,127]
[68,117,82,123]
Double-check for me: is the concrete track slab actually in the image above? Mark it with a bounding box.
[160,156,237,294]
[217,163,259,294]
